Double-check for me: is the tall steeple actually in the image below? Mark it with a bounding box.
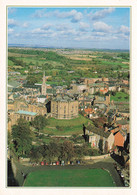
[41,71,46,95]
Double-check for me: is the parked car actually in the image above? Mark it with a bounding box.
[124,180,129,187]
[61,160,65,166]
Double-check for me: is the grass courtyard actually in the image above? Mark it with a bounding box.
[110,92,129,102]
[43,114,93,135]
[24,168,116,187]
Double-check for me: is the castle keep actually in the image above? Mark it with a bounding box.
[51,96,78,119]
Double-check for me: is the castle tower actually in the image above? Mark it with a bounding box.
[41,71,46,95]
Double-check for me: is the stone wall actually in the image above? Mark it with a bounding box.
[83,153,110,160]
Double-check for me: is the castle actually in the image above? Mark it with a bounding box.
[51,95,79,119]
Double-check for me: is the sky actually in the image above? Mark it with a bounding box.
[8,7,130,50]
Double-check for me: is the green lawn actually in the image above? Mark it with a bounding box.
[110,92,129,102]
[44,115,93,135]
[24,168,116,187]
[100,60,129,68]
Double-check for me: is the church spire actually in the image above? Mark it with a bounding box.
[41,71,46,95]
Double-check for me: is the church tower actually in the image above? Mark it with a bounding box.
[41,71,46,95]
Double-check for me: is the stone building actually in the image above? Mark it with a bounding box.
[69,83,88,94]
[51,96,78,119]
[8,99,47,131]
[86,124,115,153]
[15,110,37,122]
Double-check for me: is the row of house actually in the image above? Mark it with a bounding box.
[86,124,128,154]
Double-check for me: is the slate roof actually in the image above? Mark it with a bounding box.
[116,119,129,125]
[53,95,76,102]
[8,81,21,88]
[87,124,111,138]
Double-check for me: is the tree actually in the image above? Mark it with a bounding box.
[32,115,48,132]
[82,143,90,156]
[8,131,14,151]
[74,145,84,160]
[46,141,61,162]
[59,141,75,161]
[30,147,43,163]
[26,75,38,85]
[104,141,108,154]
[12,118,32,157]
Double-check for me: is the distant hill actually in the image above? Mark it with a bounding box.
[8,44,129,53]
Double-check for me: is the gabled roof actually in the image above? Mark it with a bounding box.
[87,124,111,138]
[116,119,129,125]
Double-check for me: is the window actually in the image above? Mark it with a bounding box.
[71,107,73,113]
[64,106,66,114]
[52,104,55,112]
[56,105,58,113]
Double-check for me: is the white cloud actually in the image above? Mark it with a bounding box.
[60,29,77,36]
[32,9,46,18]
[42,24,52,30]
[119,25,130,35]
[92,31,106,36]
[8,8,16,14]
[79,22,90,31]
[70,10,83,23]
[52,9,83,23]
[93,21,112,32]
[74,31,119,42]
[8,28,14,34]
[88,8,115,20]
[15,34,20,37]
[116,33,129,40]
[23,22,29,28]
[32,9,83,23]
[32,28,53,34]
[56,24,71,31]
[74,35,93,41]
[40,32,57,38]
[8,19,17,27]
[114,25,130,40]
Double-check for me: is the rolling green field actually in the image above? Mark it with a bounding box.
[43,114,93,135]
[110,92,129,102]
[24,168,116,187]
[8,48,129,87]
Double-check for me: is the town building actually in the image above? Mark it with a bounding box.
[8,99,47,131]
[86,124,115,153]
